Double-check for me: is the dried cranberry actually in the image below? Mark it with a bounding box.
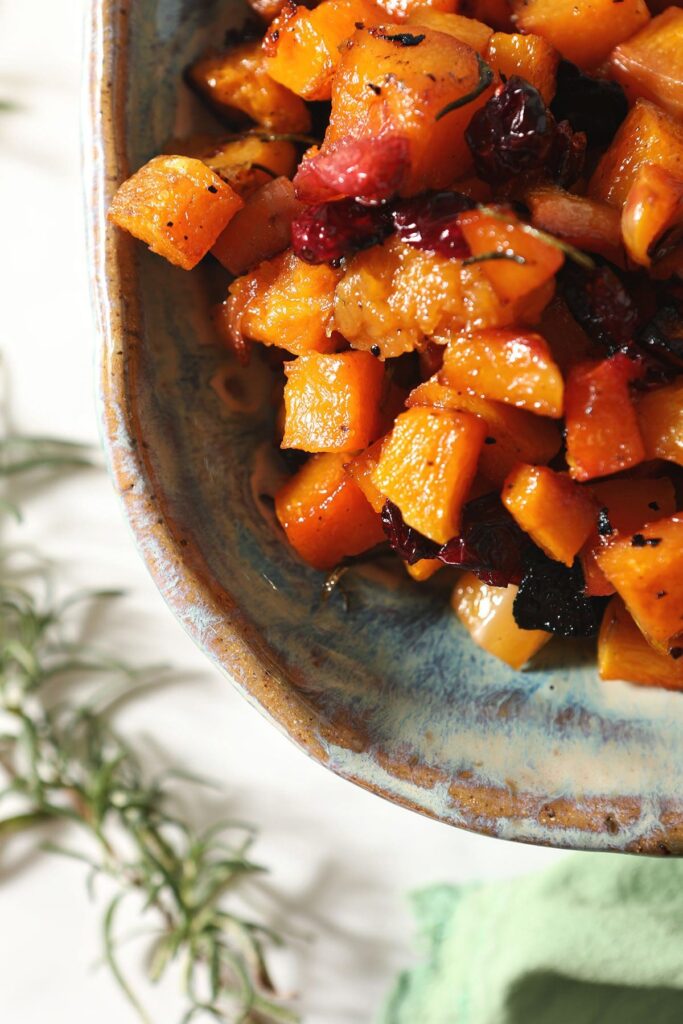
[391,191,474,259]
[380,501,440,564]
[466,76,554,186]
[291,199,392,265]
[561,263,638,354]
[550,61,628,149]
[637,305,683,371]
[293,134,410,204]
[513,554,606,637]
[439,493,527,587]
[546,119,586,189]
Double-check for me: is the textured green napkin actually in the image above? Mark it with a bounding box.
[380,854,683,1024]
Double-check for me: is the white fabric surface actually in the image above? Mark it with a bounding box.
[0,2,563,1020]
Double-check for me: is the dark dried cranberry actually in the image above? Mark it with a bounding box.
[380,501,440,564]
[561,263,638,354]
[291,199,392,264]
[293,134,410,204]
[439,493,528,587]
[550,61,628,149]
[513,554,606,637]
[637,305,683,371]
[546,119,586,189]
[466,76,554,186]
[391,191,474,258]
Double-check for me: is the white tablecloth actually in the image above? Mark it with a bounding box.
[0,2,563,1020]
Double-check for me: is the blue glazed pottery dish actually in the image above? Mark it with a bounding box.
[86,0,683,854]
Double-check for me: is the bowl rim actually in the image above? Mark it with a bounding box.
[85,0,683,856]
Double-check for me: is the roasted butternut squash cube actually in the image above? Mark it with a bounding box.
[188,42,311,133]
[264,0,384,101]
[372,406,486,543]
[599,597,683,690]
[212,177,303,275]
[565,355,645,481]
[457,208,563,306]
[376,0,460,15]
[597,516,683,653]
[511,0,650,70]
[275,453,385,569]
[525,186,623,263]
[405,9,493,51]
[282,352,385,452]
[407,379,561,484]
[345,437,388,512]
[326,24,496,194]
[440,328,564,418]
[589,100,683,209]
[621,163,683,267]
[227,250,342,355]
[609,8,683,121]
[637,377,683,466]
[537,296,593,375]
[485,32,559,103]
[108,156,244,270]
[452,574,551,670]
[502,464,598,567]
[167,134,298,197]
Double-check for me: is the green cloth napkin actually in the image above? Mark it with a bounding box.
[380,854,683,1024]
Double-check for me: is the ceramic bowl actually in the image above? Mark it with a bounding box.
[86,0,683,854]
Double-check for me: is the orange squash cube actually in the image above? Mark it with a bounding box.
[525,186,623,263]
[188,42,311,133]
[275,453,385,570]
[228,250,342,355]
[609,8,683,121]
[637,376,683,466]
[511,0,650,70]
[282,352,385,453]
[440,328,564,418]
[589,100,683,209]
[597,515,683,653]
[503,465,598,567]
[108,156,244,270]
[372,406,486,543]
[485,32,559,103]
[621,163,683,267]
[407,378,561,484]
[376,0,460,14]
[326,25,496,194]
[537,296,593,374]
[565,355,645,481]
[212,177,303,275]
[599,597,683,690]
[405,9,493,51]
[165,134,297,198]
[457,208,564,306]
[452,574,551,670]
[264,0,384,101]
[345,437,388,512]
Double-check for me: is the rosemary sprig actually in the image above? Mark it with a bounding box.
[0,435,298,1024]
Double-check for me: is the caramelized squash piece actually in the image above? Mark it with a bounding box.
[166,134,297,197]
[621,163,683,267]
[345,437,388,512]
[228,250,342,355]
[372,406,486,543]
[637,376,683,466]
[108,156,244,270]
[376,0,460,15]
[597,515,683,653]
[565,355,645,481]
[407,379,561,484]
[212,177,303,275]
[511,0,650,70]
[609,7,683,121]
[264,0,384,101]
[188,42,311,133]
[537,296,593,375]
[589,99,683,209]
[275,453,385,570]
[599,597,683,690]
[457,208,563,307]
[282,351,385,452]
[441,328,564,418]
[452,574,551,670]
[525,186,623,263]
[485,32,559,104]
[405,9,493,51]
[326,24,496,194]
[503,464,598,567]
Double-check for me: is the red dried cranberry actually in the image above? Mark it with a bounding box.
[561,263,639,355]
[391,191,474,259]
[291,199,392,265]
[550,61,628,149]
[438,493,527,587]
[513,553,606,637]
[466,76,554,186]
[546,119,586,189]
[380,501,440,564]
[293,135,410,204]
